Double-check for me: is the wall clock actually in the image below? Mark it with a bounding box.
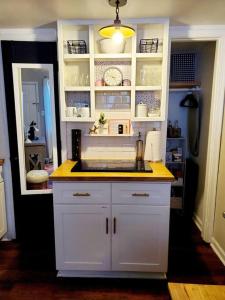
[103,67,123,86]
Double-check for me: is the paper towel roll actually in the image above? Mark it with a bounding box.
[144,130,161,162]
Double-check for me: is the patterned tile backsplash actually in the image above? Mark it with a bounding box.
[95,92,131,111]
[66,91,90,108]
[95,60,131,83]
[136,91,161,116]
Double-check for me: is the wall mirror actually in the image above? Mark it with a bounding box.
[12,63,58,195]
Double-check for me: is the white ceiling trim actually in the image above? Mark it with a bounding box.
[170,25,225,40]
[0,28,56,41]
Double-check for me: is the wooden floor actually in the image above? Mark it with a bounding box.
[0,215,224,300]
[168,282,225,300]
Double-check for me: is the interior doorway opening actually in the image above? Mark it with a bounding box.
[167,41,216,243]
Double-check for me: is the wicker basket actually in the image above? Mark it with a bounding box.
[67,40,87,54]
[139,38,159,53]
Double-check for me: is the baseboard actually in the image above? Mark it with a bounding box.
[57,270,167,279]
[193,213,203,232]
[211,237,225,266]
[0,237,12,241]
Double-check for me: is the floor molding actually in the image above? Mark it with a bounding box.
[211,237,225,266]
[193,213,203,232]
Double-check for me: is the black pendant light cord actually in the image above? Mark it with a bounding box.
[114,0,121,24]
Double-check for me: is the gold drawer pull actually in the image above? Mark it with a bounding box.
[132,193,149,197]
[73,192,90,197]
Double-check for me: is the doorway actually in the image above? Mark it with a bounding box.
[167,41,216,242]
[22,82,40,131]
[1,42,61,256]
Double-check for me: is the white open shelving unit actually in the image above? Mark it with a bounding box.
[84,133,138,137]
[57,19,169,125]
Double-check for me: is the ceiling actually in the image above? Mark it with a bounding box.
[0,0,225,28]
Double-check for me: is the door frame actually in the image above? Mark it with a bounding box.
[170,25,225,242]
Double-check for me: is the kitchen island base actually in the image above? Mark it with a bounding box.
[50,161,174,278]
[57,270,167,279]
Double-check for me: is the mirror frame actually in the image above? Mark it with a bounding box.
[12,63,58,195]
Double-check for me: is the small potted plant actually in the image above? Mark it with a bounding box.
[98,112,108,134]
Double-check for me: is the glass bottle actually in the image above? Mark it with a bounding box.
[167,120,173,138]
[173,120,181,138]
[136,132,143,161]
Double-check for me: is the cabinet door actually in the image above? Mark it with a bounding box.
[112,205,170,272]
[0,182,7,239]
[54,204,111,271]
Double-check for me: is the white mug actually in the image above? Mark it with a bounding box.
[78,107,90,118]
[66,106,74,117]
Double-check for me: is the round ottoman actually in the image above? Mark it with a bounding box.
[26,170,49,190]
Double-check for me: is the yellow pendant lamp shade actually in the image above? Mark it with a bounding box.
[99,24,135,39]
[99,0,135,39]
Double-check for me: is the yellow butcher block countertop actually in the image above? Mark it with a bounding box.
[50,160,174,182]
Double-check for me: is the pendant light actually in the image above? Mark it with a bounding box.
[99,0,135,42]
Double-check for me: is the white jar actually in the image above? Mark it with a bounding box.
[136,102,148,117]
[78,106,90,118]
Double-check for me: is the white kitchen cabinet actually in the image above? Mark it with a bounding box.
[53,181,171,277]
[112,205,170,272]
[54,204,111,271]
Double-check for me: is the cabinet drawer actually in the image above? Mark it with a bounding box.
[112,183,170,205]
[53,182,111,204]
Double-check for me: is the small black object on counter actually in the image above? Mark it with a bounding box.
[72,129,81,161]
[118,124,123,134]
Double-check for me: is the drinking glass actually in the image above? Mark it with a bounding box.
[139,68,146,86]
[84,74,89,86]
[79,74,85,86]
[71,73,78,86]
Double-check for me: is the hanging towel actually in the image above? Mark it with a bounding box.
[188,105,201,156]
[180,93,201,157]
[43,77,53,160]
